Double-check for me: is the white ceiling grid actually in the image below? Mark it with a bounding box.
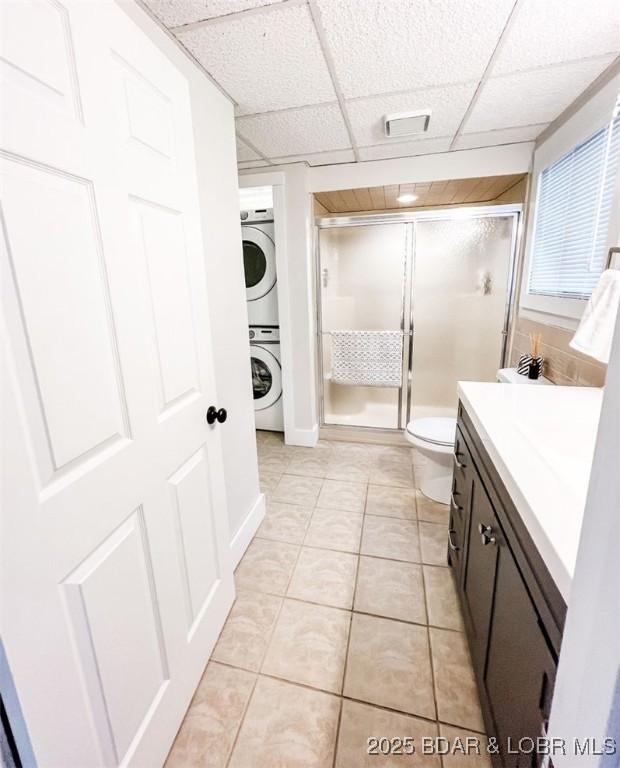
[142,0,620,168]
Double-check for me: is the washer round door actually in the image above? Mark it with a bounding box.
[251,345,282,410]
[243,226,276,301]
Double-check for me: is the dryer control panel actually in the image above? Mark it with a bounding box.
[249,326,280,342]
[241,209,273,223]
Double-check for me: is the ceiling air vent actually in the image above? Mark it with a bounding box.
[384,110,431,138]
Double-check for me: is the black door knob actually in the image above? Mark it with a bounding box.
[206,406,227,425]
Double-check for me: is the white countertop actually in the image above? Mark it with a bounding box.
[457,382,603,601]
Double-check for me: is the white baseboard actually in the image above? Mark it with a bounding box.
[229,493,266,568]
[285,424,319,447]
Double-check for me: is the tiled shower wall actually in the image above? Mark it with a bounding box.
[510,316,606,386]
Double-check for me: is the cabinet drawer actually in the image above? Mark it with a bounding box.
[448,426,473,578]
[454,425,471,473]
[448,478,466,573]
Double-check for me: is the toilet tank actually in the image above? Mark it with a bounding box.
[496,367,552,384]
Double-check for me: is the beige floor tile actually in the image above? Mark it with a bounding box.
[211,590,282,671]
[284,441,333,460]
[228,676,339,768]
[256,433,284,456]
[272,474,323,506]
[416,491,450,525]
[288,547,358,609]
[317,479,367,513]
[256,430,285,447]
[234,538,299,596]
[304,508,364,553]
[286,454,329,478]
[419,521,449,566]
[424,565,463,631]
[256,433,286,456]
[412,449,428,480]
[259,471,281,494]
[438,724,492,767]
[165,662,255,768]
[344,613,435,719]
[331,441,381,461]
[262,599,350,693]
[354,557,426,624]
[430,628,485,732]
[256,441,287,459]
[258,453,290,475]
[335,699,441,768]
[366,484,417,519]
[377,446,414,463]
[256,501,313,545]
[326,457,371,482]
[370,460,415,488]
[361,515,421,562]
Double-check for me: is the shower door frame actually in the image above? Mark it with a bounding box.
[315,204,523,433]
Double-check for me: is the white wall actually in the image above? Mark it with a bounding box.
[519,69,620,327]
[549,304,620,766]
[282,164,319,444]
[120,1,263,562]
[241,144,533,438]
[307,142,534,193]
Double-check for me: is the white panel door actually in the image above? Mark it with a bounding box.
[0,1,235,766]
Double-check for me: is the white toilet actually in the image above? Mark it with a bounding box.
[406,369,552,504]
[405,416,456,505]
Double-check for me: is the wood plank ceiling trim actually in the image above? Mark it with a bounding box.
[314,174,526,214]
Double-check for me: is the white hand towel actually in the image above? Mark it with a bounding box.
[570,269,620,364]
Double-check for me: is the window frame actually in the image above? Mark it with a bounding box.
[520,96,620,329]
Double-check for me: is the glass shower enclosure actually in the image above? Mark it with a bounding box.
[316,207,520,431]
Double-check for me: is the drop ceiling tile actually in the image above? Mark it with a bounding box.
[236,136,260,161]
[314,0,514,98]
[177,3,336,114]
[270,149,356,166]
[358,137,452,162]
[464,57,616,134]
[453,124,546,150]
[236,104,350,157]
[238,159,271,169]
[346,82,477,147]
[493,0,620,76]
[144,0,282,28]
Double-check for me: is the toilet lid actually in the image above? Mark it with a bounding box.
[406,417,457,446]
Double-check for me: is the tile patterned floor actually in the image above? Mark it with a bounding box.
[166,432,490,768]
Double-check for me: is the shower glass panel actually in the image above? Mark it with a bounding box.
[410,215,514,421]
[319,223,407,429]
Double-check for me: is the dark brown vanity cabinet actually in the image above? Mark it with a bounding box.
[450,405,566,768]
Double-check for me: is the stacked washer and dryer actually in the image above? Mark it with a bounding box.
[241,209,284,432]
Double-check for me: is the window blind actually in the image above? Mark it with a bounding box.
[528,113,620,300]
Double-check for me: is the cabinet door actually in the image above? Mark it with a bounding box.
[485,546,556,768]
[448,426,473,580]
[461,476,499,675]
